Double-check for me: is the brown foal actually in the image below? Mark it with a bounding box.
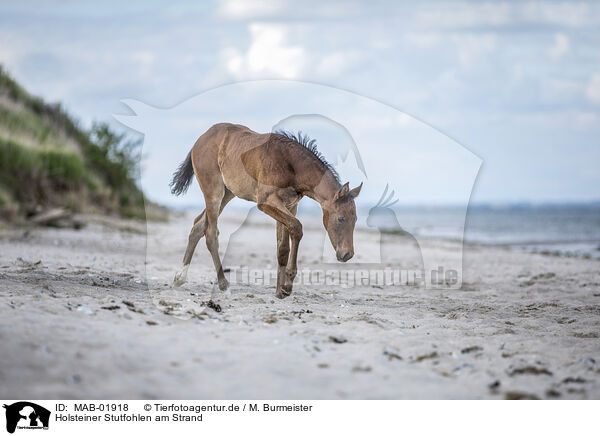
[170,123,362,298]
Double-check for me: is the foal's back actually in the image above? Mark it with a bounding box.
[192,123,301,202]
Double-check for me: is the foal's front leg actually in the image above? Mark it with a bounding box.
[282,203,299,296]
[283,224,301,295]
[258,200,302,298]
[276,222,290,298]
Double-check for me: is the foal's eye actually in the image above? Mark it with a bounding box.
[338,217,345,223]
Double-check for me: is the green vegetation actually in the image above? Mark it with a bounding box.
[0,138,85,201]
[0,65,148,220]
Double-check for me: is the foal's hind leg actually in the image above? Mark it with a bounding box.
[173,211,206,287]
[173,189,234,287]
[204,187,229,291]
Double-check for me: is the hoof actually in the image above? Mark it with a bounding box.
[172,265,189,288]
[173,274,186,287]
[218,278,229,291]
[276,286,292,299]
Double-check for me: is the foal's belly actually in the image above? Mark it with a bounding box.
[219,159,258,202]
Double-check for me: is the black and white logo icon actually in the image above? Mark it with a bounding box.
[3,402,50,434]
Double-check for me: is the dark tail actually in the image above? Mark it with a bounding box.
[170,150,194,196]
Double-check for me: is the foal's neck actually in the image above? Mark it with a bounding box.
[306,170,340,208]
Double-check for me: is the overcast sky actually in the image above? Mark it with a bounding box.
[1,0,599,205]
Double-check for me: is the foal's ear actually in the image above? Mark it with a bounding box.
[348,182,362,199]
[334,182,350,202]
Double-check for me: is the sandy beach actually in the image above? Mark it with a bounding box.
[1,211,599,400]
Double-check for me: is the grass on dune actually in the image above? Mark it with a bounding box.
[0,138,85,204]
[0,65,149,220]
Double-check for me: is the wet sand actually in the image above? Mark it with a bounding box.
[1,211,599,399]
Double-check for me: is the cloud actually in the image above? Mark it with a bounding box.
[585,72,600,104]
[547,33,569,60]
[520,2,592,27]
[214,0,600,30]
[404,32,442,49]
[219,22,364,80]
[131,51,156,77]
[414,3,511,29]
[315,50,362,77]
[451,33,496,70]
[540,77,581,104]
[403,31,497,71]
[574,111,600,127]
[216,0,286,20]
[222,23,306,79]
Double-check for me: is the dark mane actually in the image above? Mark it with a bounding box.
[274,130,340,182]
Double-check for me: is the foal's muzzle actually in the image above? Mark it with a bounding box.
[337,250,353,262]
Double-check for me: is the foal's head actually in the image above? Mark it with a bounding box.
[322,182,362,262]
